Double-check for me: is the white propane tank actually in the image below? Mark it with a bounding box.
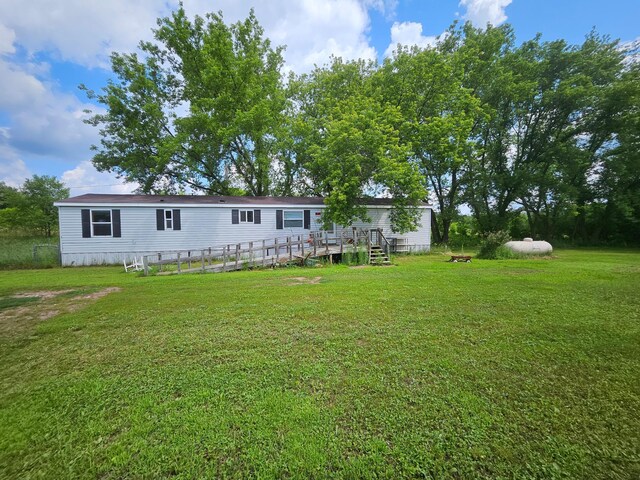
[504,237,553,254]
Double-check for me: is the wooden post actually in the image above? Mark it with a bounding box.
[143,255,149,276]
[301,234,305,258]
[262,240,266,268]
[235,244,240,270]
[288,236,292,261]
[275,237,279,262]
[158,253,162,273]
[313,233,317,256]
[353,227,357,254]
[325,231,329,254]
[201,250,206,271]
[340,235,344,255]
[177,252,181,273]
[249,241,254,269]
[223,245,228,272]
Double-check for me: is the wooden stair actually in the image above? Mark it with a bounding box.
[369,245,391,265]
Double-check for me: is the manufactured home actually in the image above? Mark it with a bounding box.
[54,194,431,266]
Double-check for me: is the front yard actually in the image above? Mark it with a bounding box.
[0,250,638,478]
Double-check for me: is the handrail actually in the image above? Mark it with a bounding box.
[142,228,385,275]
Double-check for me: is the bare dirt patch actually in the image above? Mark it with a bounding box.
[0,287,122,335]
[284,276,322,285]
[11,289,76,300]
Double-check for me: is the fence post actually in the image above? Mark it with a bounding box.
[158,253,163,273]
[275,237,279,263]
[353,227,357,253]
[301,234,305,258]
[143,255,149,276]
[177,252,181,273]
[201,250,206,272]
[288,237,292,261]
[235,244,240,270]
[223,245,228,272]
[262,240,266,268]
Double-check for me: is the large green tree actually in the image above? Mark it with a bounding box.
[460,24,629,240]
[380,36,481,243]
[84,7,289,196]
[0,176,69,237]
[291,59,426,232]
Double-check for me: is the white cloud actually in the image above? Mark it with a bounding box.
[0,56,100,161]
[0,157,30,187]
[0,1,163,68]
[621,37,640,65]
[0,130,31,187]
[0,0,384,73]
[384,21,439,57]
[459,0,512,26]
[0,24,16,55]
[62,161,138,196]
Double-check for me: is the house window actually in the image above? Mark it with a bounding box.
[240,210,254,223]
[91,210,112,236]
[165,209,173,230]
[283,210,303,228]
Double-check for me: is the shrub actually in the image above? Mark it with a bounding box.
[476,231,512,259]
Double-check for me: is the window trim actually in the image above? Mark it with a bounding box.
[239,209,255,224]
[164,209,173,230]
[283,210,304,229]
[90,209,113,237]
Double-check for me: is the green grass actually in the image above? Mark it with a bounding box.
[0,235,60,269]
[0,250,638,479]
[0,296,39,311]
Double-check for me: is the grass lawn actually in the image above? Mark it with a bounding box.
[0,250,638,479]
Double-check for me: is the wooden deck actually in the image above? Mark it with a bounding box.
[142,229,391,276]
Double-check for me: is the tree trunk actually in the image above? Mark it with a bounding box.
[431,211,442,244]
[441,217,451,244]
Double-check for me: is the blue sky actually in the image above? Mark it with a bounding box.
[0,0,638,196]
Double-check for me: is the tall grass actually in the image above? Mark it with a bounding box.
[0,235,60,269]
[340,246,369,265]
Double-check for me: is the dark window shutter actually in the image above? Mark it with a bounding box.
[304,210,311,230]
[254,209,261,224]
[231,209,239,224]
[276,210,283,229]
[173,209,181,230]
[81,209,91,238]
[112,209,121,238]
[156,209,165,230]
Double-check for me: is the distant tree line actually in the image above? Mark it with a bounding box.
[0,176,69,237]
[83,7,640,243]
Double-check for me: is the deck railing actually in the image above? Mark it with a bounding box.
[141,228,389,275]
